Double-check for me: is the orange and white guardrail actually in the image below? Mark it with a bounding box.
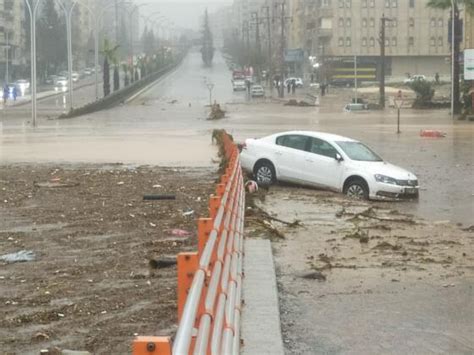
[133,132,245,355]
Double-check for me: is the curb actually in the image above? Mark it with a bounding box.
[241,239,285,355]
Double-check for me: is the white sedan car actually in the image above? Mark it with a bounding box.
[240,131,419,200]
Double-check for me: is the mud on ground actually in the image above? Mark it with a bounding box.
[0,164,215,354]
[246,185,474,354]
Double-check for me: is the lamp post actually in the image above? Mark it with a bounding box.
[451,0,455,117]
[24,0,41,127]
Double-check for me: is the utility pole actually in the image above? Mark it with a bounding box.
[262,5,272,93]
[251,11,263,83]
[275,1,291,98]
[379,14,392,109]
[242,20,250,66]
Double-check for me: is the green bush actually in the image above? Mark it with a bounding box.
[409,80,435,107]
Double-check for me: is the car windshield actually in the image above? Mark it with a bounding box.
[335,141,383,162]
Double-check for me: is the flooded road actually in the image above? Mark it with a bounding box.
[0,48,472,224]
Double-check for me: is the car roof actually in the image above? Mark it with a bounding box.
[269,131,357,143]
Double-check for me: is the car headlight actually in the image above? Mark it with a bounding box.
[374,174,398,185]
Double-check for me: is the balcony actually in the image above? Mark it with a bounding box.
[318,7,333,18]
[318,28,333,38]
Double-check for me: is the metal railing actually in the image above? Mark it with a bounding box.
[133,132,245,355]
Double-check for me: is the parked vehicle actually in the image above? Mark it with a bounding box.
[251,85,265,97]
[404,75,426,84]
[45,75,57,85]
[232,80,247,91]
[240,131,419,200]
[284,77,304,88]
[84,68,92,76]
[14,79,30,93]
[72,72,80,82]
[54,76,68,92]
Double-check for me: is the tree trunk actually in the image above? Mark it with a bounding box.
[113,66,120,91]
[103,57,110,97]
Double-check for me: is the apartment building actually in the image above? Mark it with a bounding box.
[296,0,451,80]
[0,0,27,81]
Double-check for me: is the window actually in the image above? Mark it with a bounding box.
[370,18,375,27]
[362,0,367,7]
[276,135,308,151]
[369,0,375,7]
[346,18,351,27]
[430,37,436,46]
[430,18,436,27]
[335,142,382,162]
[322,0,331,6]
[392,19,397,27]
[438,36,443,46]
[392,37,397,46]
[438,18,443,27]
[369,37,375,47]
[338,37,344,46]
[346,37,351,46]
[345,0,351,8]
[362,18,367,27]
[309,138,339,159]
[409,0,415,8]
[338,0,344,8]
[385,38,390,46]
[391,0,397,7]
[338,18,344,27]
[409,18,414,27]
[362,37,367,46]
[409,37,414,46]
[385,0,390,8]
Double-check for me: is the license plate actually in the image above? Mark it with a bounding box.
[404,188,417,194]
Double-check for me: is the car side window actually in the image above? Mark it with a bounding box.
[276,135,308,151]
[309,138,339,158]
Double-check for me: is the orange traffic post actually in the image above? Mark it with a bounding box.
[132,336,172,355]
[177,252,199,321]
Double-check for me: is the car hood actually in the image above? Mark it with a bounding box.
[350,161,417,180]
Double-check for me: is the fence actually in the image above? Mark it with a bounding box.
[133,132,245,355]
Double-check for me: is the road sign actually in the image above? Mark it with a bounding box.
[464,49,474,80]
[394,98,404,109]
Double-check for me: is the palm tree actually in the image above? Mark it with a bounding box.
[427,0,474,114]
[101,39,120,96]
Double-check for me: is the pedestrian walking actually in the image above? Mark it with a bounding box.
[435,72,440,85]
[12,86,17,101]
[3,85,8,104]
[292,79,296,94]
[320,83,326,97]
[310,73,314,83]
[287,80,291,94]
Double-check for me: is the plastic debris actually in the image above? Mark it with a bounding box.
[182,209,194,217]
[0,250,36,263]
[420,130,446,138]
[245,180,259,193]
[167,229,192,237]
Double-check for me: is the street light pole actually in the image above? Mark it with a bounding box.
[24,0,41,127]
[451,0,455,117]
[5,31,9,84]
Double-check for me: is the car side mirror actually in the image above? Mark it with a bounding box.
[335,153,343,162]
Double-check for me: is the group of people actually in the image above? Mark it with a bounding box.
[3,84,17,104]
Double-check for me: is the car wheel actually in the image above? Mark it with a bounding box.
[344,178,369,200]
[254,161,276,186]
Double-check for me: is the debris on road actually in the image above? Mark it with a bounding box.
[0,250,36,263]
[420,130,446,138]
[167,228,192,237]
[149,257,177,269]
[208,102,226,120]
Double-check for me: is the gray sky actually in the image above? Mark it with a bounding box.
[135,0,232,32]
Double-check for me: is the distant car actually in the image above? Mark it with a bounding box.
[284,77,304,88]
[83,68,92,76]
[45,75,57,85]
[15,79,30,93]
[233,80,247,91]
[404,75,426,84]
[54,76,68,91]
[240,131,419,200]
[251,85,265,97]
[72,72,80,82]
[6,83,17,99]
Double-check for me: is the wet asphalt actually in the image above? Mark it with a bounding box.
[0,48,472,225]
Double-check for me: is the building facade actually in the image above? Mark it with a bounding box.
[291,0,451,81]
[0,0,27,82]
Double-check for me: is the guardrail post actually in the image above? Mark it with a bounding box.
[177,252,199,321]
[216,183,225,197]
[132,336,172,355]
[198,218,213,257]
[209,195,222,220]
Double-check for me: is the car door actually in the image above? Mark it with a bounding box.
[274,134,310,182]
[304,137,345,189]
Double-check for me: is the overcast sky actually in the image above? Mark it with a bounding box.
[135,0,232,32]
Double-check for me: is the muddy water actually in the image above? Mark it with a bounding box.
[1,49,472,224]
